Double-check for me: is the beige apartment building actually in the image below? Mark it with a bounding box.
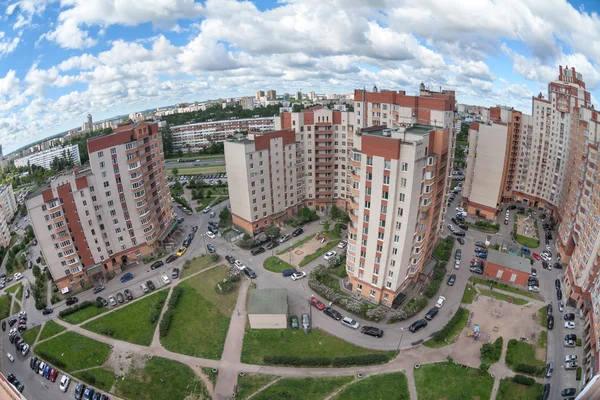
[26,122,174,292]
[0,185,17,248]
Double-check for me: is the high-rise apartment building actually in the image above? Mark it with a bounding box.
[226,85,456,305]
[13,144,81,170]
[26,122,173,292]
[266,90,276,101]
[255,90,265,100]
[0,185,17,248]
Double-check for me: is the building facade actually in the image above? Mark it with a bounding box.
[26,122,174,292]
[171,117,275,153]
[0,185,17,248]
[13,144,81,170]
[483,250,531,287]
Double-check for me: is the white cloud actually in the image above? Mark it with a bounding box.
[0,32,20,57]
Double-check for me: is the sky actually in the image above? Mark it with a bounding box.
[1,0,600,154]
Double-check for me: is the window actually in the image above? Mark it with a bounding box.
[378,232,384,240]
[397,207,403,217]
[98,151,104,158]
[366,156,373,166]
[364,201,370,209]
[399,193,405,202]
[379,220,386,228]
[383,175,390,185]
[400,178,407,187]
[380,205,387,214]
[394,234,400,243]
[384,160,391,169]
[382,190,388,199]
[401,162,408,171]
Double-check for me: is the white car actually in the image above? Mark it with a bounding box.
[528,286,540,292]
[324,251,337,261]
[202,207,211,213]
[291,271,307,281]
[565,321,576,329]
[341,316,360,329]
[21,344,29,356]
[206,231,216,239]
[454,259,460,269]
[455,207,465,213]
[559,300,564,312]
[234,260,246,270]
[447,224,455,231]
[13,273,22,281]
[565,354,578,362]
[540,253,552,262]
[6,353,14,362]
[59,375,70,392]
[435,296,446,308]
[108,295,117,306]
[338,241,348,249]
[161,275,171,285]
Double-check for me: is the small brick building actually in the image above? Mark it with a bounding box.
[483,249,532,287]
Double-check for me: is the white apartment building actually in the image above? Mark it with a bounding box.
[0,185,17,248]
[14,144,81,170]
[171,117,275,153]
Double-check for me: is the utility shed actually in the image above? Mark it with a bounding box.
[484,249,532,287]
[247,288,288,329]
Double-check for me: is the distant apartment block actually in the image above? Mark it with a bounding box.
[0,185,17,248]
[171,117,275,153]
[14,144,81,170]
[26,122,174,292]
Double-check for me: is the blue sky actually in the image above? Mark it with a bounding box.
[2,0,600,154]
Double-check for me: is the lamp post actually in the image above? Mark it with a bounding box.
[289,244,293,267]
[396,327,405,352]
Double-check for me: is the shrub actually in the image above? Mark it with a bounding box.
[480,337,503,364]
[97,326,114,337]
[433,308,468,341]
[432,237,455,262]
[515,364,537,374]
[211,254,221,262]
[513,374,535,386]
[80,372,96,384]
[159,309,174,337]
[36,351,66,369]
[262,354,390,367]
[576,367,582,380]
[388,298,429,323]
[576,338,582,346]
[424,282,440,298]
[168,286,183,309]
[58,301,98,318]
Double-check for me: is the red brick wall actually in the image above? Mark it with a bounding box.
[483,263,530,286]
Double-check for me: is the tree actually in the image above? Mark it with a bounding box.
[264,226,281,239]
[161,125,174,158]
[454,145,465,161]
[330,204,340,220]
[172,168,179,178]
[323,220,330,232]
[219,207,232,225]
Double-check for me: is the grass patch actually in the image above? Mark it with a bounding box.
[433,236,455,262]
[252,376,354,400]
[74,367,116,393]
[200,367,218,387]
[538,330,547,348]
[5,282,21,294]
[83,290,168,346]
[505,339,545,371]
[15,284,23,301]
[194,197,214,212]
[11,299,20,315]
[263,256,293,273]
[181,254,217,278]
[20,324,41,344]
[480,337,503,365]
[186,265,238,315]
[276,233,316,255]
[450,180,461,189]
[478,289,528,305]
[59,304,109,324]
[168,165,226,177]
[515,234,540,248]
[236,374,279,399]
[538,306,548,328]
[38,320,67,341]
[467,220,500,232]
[34,331,111,372]
[241,328,395,366]
[470,277,543,300]
[299,240,340,267]
[115,356,209,400]
[320,274,343,294]
[423,308,469,348]
[0,294,10,319]
[414,362,494,400]
[462,285,477,304]
[333,372,409,399]
[167,154,225,162]
[497,378,543,400]
[329,262,348,278]
[161,280,232,359]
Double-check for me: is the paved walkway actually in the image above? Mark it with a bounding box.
[214,279,250,399]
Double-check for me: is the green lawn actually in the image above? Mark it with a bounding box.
[11,298,20,315]
[39,320,67,341]
[506,339,546,372]
[276,233,316,255]
[332,372,409,399]
[478,289,528,305]
[299,240,341,267]
[161,280,232,359]
[451,180,461,189]
[241,328,396,365]
[329,263,348,278]
[181,254,218,278]
[115,356,209,400]
[20,324,41,344]
[59,304,109,324]
[470,277,543,301]
[5,282,21,294]
[186,265,239,315]
[15,285,23,301]
[74,367,116,393]
[423,308,469,348]
[538,330,547,348]
[414,362,494,400]
[82,290,168,346]
[200,367,218,387]
[167,154,225,162]
[0,294,10,319]
[263,256,294,273]
[236,374,279,399]
[515,234,540,248]
[168,165,226,177]
[194,197,214,212]
[34,331,111,372]
[497,379,544,400]
[252,376,354,400]
[462,285,477,304]
[538,306,548,327]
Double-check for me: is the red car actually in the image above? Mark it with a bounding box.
[50,369,58,382]
[532,252,541,260]
[310,297,325,310]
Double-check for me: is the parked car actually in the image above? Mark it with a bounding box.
[292,228,303,237]
[97,297,108,307]
[59,375,70,392]
[74,383,86,400]
[425,307,439,321]
[108,296,117,306]
[453,230,466,237]
[120,272,134,283]
[341,316,360,329]
[6,352,14,362]
[207,243,216,253]
[147,280,155,290]
[93,285,105,294]
[282,269,296,277]
[323,307,342,320]
[291,271,306,280]
[42,308,53,315]
[202,207,211,214]
[528,286,540,292]
[361,326,384,338]
[165,254,178,264]
[266,241,279,249]
[176,246,187,257]
[547,315,554,330]
[250,247,265,256]
[290,315,299,329]
[565,361,578,370]
[561,388,576,397]
[161,275,171,285]
[564,313,575,321]
[172,268,180,279]
[435,296,446,308]
[323,251,337,261]
[115,292,124,303]
[546,362,554,378]
[279,234,292,243]
[310,297,326,310]
[565,321,576,329]
[225,255,236,264]
[124,289,133,300]
[338,241,348,249]
[302,313,310,330]
[409,319,428,333]
[447,274,456,286]
[66,296,79,306]
[457,237,465,245]
[565,354,578,362]
[532,252,541,260]
[83,387,95,400]
[243,267,257,279]
[150,260,164,270]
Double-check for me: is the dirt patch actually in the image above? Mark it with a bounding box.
[190,365,214,398]
[105,350,147,377]
[278,237,326,267]
[516,214,538,239]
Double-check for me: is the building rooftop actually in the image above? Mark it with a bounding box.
[486,249,531,274]
[27,165,92,199]
[247,288,288,315]
[360,123,437,138]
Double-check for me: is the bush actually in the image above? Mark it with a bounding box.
[58,301,98,318]
[424,282,440,298]
[216,274,240,295]
[480,337,503,364]
[36,351,66,369]
[79,372,96,385]
[515,364,537,374]
[576,367,582,380]
[513,374,535,386]
[159,309,174,337]
[168,286,183,309]
[97,326,114,337]
[263,354,390,367]
[388,298,429,323]
[433,308,468,341]
[576,338,582,346]
[432,237,455,262]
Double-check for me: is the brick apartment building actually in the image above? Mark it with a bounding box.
[0,185,17,248]
[26,122,174,292]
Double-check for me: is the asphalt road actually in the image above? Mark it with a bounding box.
[165,159,225,169]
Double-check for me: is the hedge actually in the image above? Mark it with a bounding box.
[263,354,390,367]
[433,307,468,342]
[158,286,184,336]
[515,364,537,374]
[36,351,66,369]
[576,367,582,381]
[424,282,440,298]
[513,374,535,386]
[58,301,99,318]
[480,337,503,364]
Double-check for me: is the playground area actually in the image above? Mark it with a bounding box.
[447,288,545,367]
[277,233,333,267]
[516,214,538,240]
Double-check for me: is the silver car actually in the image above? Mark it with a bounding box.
[302,313,310,330]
